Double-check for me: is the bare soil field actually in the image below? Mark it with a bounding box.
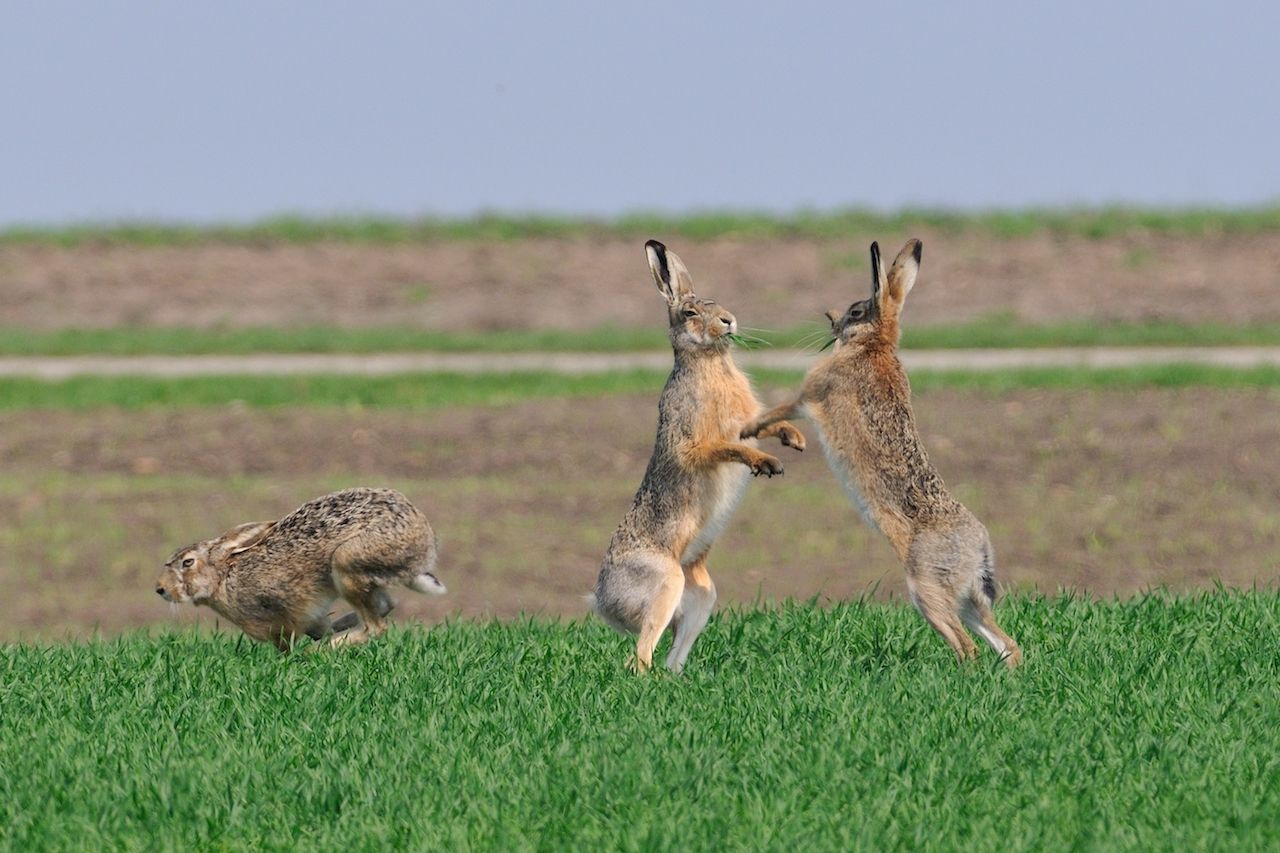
[4,231,1280,332]
[1,387,1276,641]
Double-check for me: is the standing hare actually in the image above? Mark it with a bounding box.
[740,239,1022,667]
[591,240,806,673]
[156,487,445,650]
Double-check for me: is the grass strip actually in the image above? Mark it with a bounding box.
[1,364,1279,411]
[4,319,1280,356]
[1,590,1277,848]
[4,205,1280,247]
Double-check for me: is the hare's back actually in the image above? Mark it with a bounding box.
[272,488,430,550]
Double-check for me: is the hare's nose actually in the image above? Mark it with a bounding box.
[155,586,166,597]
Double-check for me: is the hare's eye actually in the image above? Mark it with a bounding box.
[682,308,698,319]
[182,558,194,568]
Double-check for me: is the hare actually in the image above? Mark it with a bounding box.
[590,240,806,673]
[156,487,445,650]
[740,239,1021,668]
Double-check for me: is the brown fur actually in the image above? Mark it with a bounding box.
[742,239,1022,668]
[591,240,805,673]
[155,487,445,650]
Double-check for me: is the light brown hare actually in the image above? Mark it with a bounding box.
[740,239,1022,668]
[591,240,806,673]
[156,487,445,650]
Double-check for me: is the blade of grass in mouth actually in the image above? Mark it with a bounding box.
[726,332,772,349]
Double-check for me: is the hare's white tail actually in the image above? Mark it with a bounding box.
[407,572,446,595]
[404,542,445,595]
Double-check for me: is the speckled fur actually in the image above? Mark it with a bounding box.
[591,240,805,673]
[741,240,1021,668]
[156,487,444,650]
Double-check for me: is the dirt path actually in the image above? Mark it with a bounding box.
[3,347,1280,378]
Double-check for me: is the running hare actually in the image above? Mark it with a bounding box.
[740,239,1021,667]
[156,487,445,650]
[591,240,806,673]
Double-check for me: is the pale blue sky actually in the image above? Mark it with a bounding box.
[3,1,1276,225]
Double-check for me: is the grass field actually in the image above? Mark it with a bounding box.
[5,317,1280,356]
[5,213,1278,850]
[2,364,1280,411]
[2,591,1277,848]
[5,205,1280,246]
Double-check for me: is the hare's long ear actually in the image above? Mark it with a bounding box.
[646,239,695,305]
[869,241,887,304]
[885,238,922,306]
[216,521,276,556]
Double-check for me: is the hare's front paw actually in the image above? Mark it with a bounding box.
[739,421,762,440]
[778,424,806,451]
[750,454,784,478]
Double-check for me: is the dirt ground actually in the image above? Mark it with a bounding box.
[4,231,1280,332]
[1,387,1276,641]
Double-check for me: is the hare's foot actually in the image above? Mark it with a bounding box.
[907,577,976,664]
[776,423,806,451]
[959,595,1023,669]
[748,453,783,478]
[329,627,371,648]
[739,399,803,441]
[756,420,806,452]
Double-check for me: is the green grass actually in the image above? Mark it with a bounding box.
[901,364,1280,392]
[0,371,669,411]
[901,315,1280,349]
[1,364,1280,411]
[5,205,1280,247]
[0,326,669,356]
[2,591,1278,848]
[4,318,1280,356]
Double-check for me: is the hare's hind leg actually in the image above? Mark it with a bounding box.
[624,553,684,673]
[906,575,978,663]
[595,549,684,672]
[329,584,392,647]
[960,590,1022,669]
[957,542,1022,668]
[634,566,684,673]
[665,556,716,673]
[329,539,398,647]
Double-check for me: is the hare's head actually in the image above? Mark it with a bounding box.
[646,240,738,352]
[156,540,216,604]
[155,521,275,605]
[826,239,922,350]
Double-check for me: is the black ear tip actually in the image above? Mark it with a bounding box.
[646,239,672,285]
[912,239,923,262]
[870,241,880,255]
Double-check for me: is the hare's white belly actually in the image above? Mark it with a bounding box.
[681,462,752,565]
[811,418,882,535]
